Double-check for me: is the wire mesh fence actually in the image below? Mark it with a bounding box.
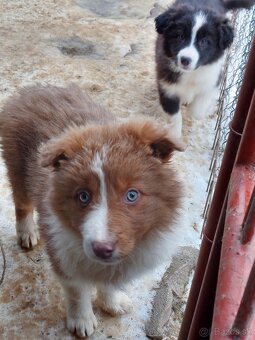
[202,7,255,231]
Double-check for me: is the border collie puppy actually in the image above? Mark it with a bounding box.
[155,0,254,137]
[0,85,184,338]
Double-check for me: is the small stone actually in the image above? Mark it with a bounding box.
[145,246,199,339]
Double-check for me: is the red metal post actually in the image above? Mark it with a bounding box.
[210,165,255,339]
[179,38,255,340]
[241,187,255,244]
[186,196,228,339]
[210,90,255,339]
[231,259,255,338]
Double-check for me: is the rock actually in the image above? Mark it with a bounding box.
[0,240,6,286]
[123,44,138,57]
[58,38,102,59]
[149,3,165,18]
[145,246,199,339]
[76,0,155,19]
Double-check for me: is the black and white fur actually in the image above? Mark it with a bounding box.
[155,0,254,137]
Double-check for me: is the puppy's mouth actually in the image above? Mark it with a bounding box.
[90,256,122,266]
[177,62,195,72]
[180,65,193,71]
[83,241,122,266]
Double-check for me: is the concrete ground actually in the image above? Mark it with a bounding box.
[0,1,216,339]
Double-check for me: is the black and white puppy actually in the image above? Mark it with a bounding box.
[155,0,254,137]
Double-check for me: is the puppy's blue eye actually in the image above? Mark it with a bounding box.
[78,191,91,205]
[125,189,140,204]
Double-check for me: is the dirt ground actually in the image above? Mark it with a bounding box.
[0,1,216,339]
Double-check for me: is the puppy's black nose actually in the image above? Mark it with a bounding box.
[92,241,114,260]
[181,56,192,67]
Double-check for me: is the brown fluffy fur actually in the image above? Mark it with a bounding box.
[0,84,184,337]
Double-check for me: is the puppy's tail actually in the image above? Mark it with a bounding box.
[222,0,255,10]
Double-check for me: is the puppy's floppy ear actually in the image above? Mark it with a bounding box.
[39,141,69,169]
[39,127,86,169]
[218,18,234,50]
[120,118,186,162]
[155,5,192,34]
[155,10,174,34]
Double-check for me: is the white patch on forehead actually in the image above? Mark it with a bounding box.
[91,146,108,172]
[82,146,109,245]
[192,12,207,40]
[177,12,207,71]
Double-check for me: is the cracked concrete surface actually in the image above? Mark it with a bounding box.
[0,0,216,339]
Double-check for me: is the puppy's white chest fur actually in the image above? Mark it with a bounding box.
[160,57,224,105]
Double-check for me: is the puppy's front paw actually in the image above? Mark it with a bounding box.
[67,313,98,338]
[188,107,208,120]
[99,291,133,316]
[16,216,40,249]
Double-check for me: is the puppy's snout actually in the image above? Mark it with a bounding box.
[92,241,114,260]
[180,56,192,67]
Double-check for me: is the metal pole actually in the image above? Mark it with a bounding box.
[179,38,255,340]
[210,84,255,340]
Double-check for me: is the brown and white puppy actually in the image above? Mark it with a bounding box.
[0,85,184,338]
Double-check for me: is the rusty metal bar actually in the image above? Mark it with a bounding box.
[186,195,228,339]
[210,165,255,340]
[231,259,255,338]
[210,60,255,339]
[241,186,255,244]
[178,37,255,340]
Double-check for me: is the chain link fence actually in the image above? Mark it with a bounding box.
[202,7,255,230]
